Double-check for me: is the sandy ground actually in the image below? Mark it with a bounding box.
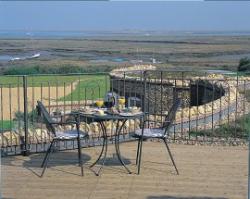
[0,82,78,120]
[1,142,248,199]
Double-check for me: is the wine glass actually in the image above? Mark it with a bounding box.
[118,97,126,110]
[95,99,104,109]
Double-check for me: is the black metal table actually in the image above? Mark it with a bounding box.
[73,111,144,176]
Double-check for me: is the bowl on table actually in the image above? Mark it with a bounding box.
[119,106,142,116]
[128,106,141,114]
[94,109,107,116]
[80,107,95,115]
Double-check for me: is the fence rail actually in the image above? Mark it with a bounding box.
[0,70,249,156]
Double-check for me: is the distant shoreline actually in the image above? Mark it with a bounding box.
[1,30,250,39]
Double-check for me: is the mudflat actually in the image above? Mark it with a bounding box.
[1,35,250,71]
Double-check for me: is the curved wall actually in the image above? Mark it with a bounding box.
[110,71,225,114]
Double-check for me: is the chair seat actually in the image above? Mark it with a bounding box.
[55,130,88,140]
[132,128,165,138]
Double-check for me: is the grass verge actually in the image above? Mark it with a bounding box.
[189,114,250,139]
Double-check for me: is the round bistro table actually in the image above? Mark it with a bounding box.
[72,111,144,176]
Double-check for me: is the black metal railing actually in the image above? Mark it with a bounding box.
[0,70,249,156]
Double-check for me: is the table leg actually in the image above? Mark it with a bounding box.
[90,136,105,168]
[115,120,132,174]
[90,121,108,176]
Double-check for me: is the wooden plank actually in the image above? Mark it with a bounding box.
[1,142,247,199]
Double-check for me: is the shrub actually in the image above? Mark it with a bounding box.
[3,65,114,75]
[238,57,250,72]
[14,109,39,123]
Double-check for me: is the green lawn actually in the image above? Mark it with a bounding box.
[0,74,109,87]
[0,120,13,132]
[60,75,110,101]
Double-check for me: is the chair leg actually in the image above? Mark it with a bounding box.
[136,138,141,165]
[41,140,55,177]
[41,140,54,168]
[163,139,179,175]
[137,137,143,175]
[77,137,84,176]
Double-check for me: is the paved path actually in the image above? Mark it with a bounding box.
[171,101,238,133]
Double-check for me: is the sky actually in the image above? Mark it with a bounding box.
[1,1,250,32]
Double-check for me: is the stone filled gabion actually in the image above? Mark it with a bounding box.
[110,67,225,115]
[110,75,186,114]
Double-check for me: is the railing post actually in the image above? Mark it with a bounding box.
[143,71,147,113]
[123,72,126,97]
[248,127,250,199]
[22,75,30,156]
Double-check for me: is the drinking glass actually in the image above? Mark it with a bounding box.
[118,97,126,109]
[96,99,104,109]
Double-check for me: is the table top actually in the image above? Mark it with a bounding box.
[71,110,144,121]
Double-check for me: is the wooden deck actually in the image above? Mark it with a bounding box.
[1,141,248,199]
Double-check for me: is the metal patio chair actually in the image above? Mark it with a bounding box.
[36,101,88,177]
[132,98,181,175]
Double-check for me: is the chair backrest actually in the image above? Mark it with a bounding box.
[162,98,181,135]
[36,101,56,136]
